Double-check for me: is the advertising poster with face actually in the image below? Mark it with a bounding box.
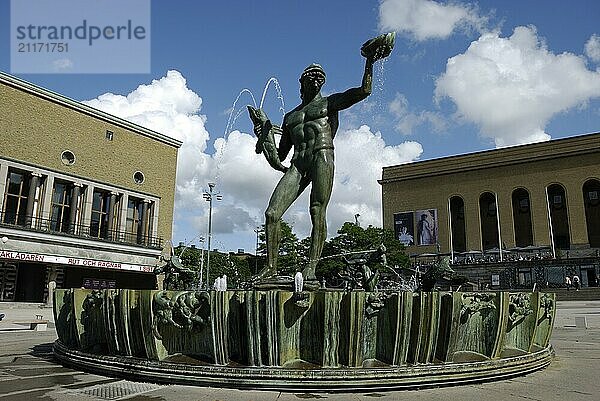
[394,212,414,246]
[416,209,437,246]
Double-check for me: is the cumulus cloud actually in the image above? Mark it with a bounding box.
[435,26,600,147]
[585,34,600,63]
[84,71,423,245]
[389,93,447,135]
[83,70,212,209]
[204,124,423,240]
[378,0,486,41]
[329,125,423,232]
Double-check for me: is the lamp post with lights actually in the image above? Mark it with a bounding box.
[254,226,263,275]
[203,183,222,289]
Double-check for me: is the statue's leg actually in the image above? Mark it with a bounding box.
[258,167,306,280]
[304,150,334,280]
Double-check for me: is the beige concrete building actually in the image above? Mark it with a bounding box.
[0,72,181,302]
[380,132,600,260]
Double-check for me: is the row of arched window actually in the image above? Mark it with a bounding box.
[449,179,600,252]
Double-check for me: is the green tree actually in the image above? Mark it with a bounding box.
[316,222,409,281]
[172,245,252,288]
[205,251,252,288]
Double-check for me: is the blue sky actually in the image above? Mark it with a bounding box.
[2,0,600,253]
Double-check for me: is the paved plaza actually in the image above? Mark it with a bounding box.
[0,300,599,401]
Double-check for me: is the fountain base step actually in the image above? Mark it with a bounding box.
[53,341,554,392]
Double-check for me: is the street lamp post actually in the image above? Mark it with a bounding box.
[199,240,205,288]
[196,237,205,289]
[254,226,263,275]
[203,182,222,289]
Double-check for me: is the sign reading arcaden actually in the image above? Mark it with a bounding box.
[0,250,153,273]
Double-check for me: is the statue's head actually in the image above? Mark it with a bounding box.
[300,63,326,100]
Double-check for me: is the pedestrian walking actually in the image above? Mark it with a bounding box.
[565,275,572,290]
[572,274,581,291]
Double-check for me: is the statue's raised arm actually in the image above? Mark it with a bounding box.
[328,32,396,112]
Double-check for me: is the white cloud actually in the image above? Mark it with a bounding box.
[83,70,212,209]
[378,0,486,41]
[585,34,600,63]
[328,125,423,233]
[435,26,600,147]
[389,92,446,135]
[84,71,423,246]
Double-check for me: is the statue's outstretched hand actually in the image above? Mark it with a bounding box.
[361,32,396,62]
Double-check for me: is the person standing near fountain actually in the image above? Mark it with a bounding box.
[251,33,395,283]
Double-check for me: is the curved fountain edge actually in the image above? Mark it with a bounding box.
[53,340,554,391]
[52,289,556,392]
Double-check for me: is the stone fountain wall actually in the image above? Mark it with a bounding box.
[53,289,555,369]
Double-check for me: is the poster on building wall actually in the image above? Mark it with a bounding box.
[416,209,438,246]
[394,212,414,246]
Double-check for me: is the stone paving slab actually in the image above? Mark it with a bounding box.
[0,300,598,400]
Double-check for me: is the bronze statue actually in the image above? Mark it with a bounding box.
[154,254,197,290]
[249,33,395,283]
[340,244,388,292]
[420,256,468,291]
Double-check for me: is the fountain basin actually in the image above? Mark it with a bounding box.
[53,289,555,391]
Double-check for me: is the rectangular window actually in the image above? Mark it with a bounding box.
[125,197,143,244]
[518,268,532,286]
[105,130,114,141]
[2,170,30,226]
[50,181,72,233]
[90,190,110,239]
[146,202,154,238]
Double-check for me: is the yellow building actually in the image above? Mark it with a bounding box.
[0,72,181,302]
[380,132,600,260]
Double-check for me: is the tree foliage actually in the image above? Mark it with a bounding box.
[173,245,252,288]
[316,222,409,281]
[172,221,408,287]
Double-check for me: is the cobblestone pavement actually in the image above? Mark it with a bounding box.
[0,300,599,400]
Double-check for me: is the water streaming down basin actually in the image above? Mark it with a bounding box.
[53,288,555,391]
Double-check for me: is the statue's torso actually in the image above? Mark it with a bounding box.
[284,95,337,172]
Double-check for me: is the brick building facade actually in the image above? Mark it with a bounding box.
[0,72,181,302]
[381,133,600,261]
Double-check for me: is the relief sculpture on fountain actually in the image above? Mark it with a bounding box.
[152,290,211,339]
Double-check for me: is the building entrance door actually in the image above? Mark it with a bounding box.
[583,268,598,287]
[15,263,45,302]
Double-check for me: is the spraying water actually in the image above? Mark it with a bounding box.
[259,77,286,123]
[374,57,388,95]
[366,57,390,122]
[213,78,286,185]
[223,88,257,137]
